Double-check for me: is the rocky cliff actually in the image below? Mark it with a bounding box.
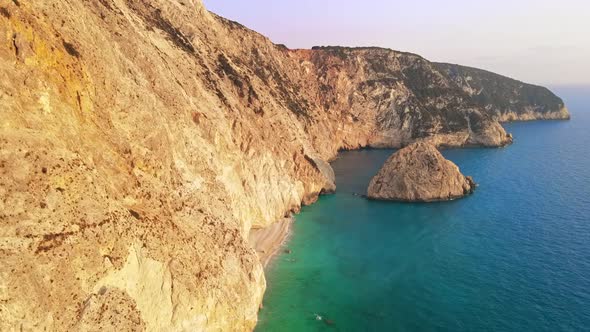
[0,0,566,330]
[435,63,570,121]
[298,46,513,149]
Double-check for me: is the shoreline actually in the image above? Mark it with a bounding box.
[248,217,294,268]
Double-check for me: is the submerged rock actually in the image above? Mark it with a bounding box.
[367,142,476,202]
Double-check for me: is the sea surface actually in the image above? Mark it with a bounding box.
[256,86,590,332]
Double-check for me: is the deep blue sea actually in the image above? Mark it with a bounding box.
[256,86,590,332]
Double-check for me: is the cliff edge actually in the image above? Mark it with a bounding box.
[435,63,570,121]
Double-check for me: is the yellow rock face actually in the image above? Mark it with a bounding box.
[0,0,321,330]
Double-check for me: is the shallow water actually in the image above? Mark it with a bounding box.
[256,87,590,331]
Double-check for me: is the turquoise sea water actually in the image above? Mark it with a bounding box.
[256,87,590,332]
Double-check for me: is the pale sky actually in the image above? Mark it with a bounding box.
[203,0,590,86]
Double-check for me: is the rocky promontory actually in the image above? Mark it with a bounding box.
[435,63,570,121]
[367,142,477,202]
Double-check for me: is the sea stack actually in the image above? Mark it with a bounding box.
[367,142,476,202]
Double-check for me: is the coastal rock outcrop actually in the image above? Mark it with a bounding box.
[435,63,570,121]
[367,142,476,202]
[0,0,564,330]
[298,46,515,150]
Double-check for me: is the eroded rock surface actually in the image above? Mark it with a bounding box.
[367,142,476,202]
[436,63,570,121]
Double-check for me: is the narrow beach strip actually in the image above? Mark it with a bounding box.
[248,217,293,268]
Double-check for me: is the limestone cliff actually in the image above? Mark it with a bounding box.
[367,142,476,202]
[0,0,565,330]
[298,46,513,149]
[435,63,570,121]
[0,1,324,330]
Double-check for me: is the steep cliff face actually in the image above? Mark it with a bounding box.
[435,63,570,121]
[0,0,564,330]
[0,1,328,330]
[297,47,513,149]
